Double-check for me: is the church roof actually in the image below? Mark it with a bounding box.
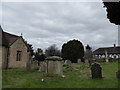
[0,25,20,47]
[0,25,33,53]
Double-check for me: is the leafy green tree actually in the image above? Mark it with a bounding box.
[61,39,84,63]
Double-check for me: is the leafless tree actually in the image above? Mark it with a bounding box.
[45,44,61,57]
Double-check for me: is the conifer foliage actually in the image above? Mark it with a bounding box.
[62,39,84,63]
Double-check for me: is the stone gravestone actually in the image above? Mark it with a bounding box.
[88,59,92,67]
[91,63,102,78]
[26,60,32,71]
[26,60,39,71]
[77,59,81,63]
[64,60,73,71]
[39,61,47,72]
[85,59,89,63]
[45,56,63,77]
[33,60,38,66]
[116,70,120,79]
[64,60,71,64]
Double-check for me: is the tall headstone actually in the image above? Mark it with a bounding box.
[116,70,120,79]
[85,59,89,63]
[64,60,73,71]
[39,61,47,72]
[88,59,92,67]
[45,56,63,77]
[91,63,102,78]
[26,60,32,71]
[77,59,81,63]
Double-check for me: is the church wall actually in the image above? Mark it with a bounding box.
[8,38,29,68]
[0,46,8,69]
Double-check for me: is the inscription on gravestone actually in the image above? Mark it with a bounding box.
[91,63,102,78]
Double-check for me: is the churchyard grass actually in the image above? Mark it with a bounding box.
[0,69,2,89]
[2,62,119,88]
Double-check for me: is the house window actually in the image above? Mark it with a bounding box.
[16,51,22,61]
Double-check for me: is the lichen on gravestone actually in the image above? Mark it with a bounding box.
[45,56,63,77]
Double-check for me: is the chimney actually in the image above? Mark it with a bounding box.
[114,44,116,48]
[21,33,23,36]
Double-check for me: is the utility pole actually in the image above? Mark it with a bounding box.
[118,25,120,46]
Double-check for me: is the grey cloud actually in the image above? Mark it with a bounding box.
[2,2,118,51]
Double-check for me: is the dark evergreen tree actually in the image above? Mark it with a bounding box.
[27,44,34,56]
[39,54,46,61]
[61,39,84,63]
[86,44,92,51]
[103,1,120,25]
[37,48,43,54]
[34,48,46,66]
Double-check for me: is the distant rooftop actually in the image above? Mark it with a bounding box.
[93,46,120,55]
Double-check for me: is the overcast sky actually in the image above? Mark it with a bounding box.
[1,2,118,51]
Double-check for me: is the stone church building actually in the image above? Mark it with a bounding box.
[0,26,32,69]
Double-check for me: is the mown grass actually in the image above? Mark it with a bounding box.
[0,69,2,89]
[2,62,119,88]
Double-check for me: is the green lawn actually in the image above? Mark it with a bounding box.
[0,69,2,89]
[2,62,119,88]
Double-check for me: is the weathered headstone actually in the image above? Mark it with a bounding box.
[64,60,73,71]
[65,60,71,64]
[26,60,32,71]
[85,59,89,63]
[91,63,102,78]
[26,60,39,71]
[77,59,81,63]
[88,59,92,67]
[61,60,64,63]
[45,56,63,77]
[32,60,38,66]
[116,70,120,79]
[39,61,47,72]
